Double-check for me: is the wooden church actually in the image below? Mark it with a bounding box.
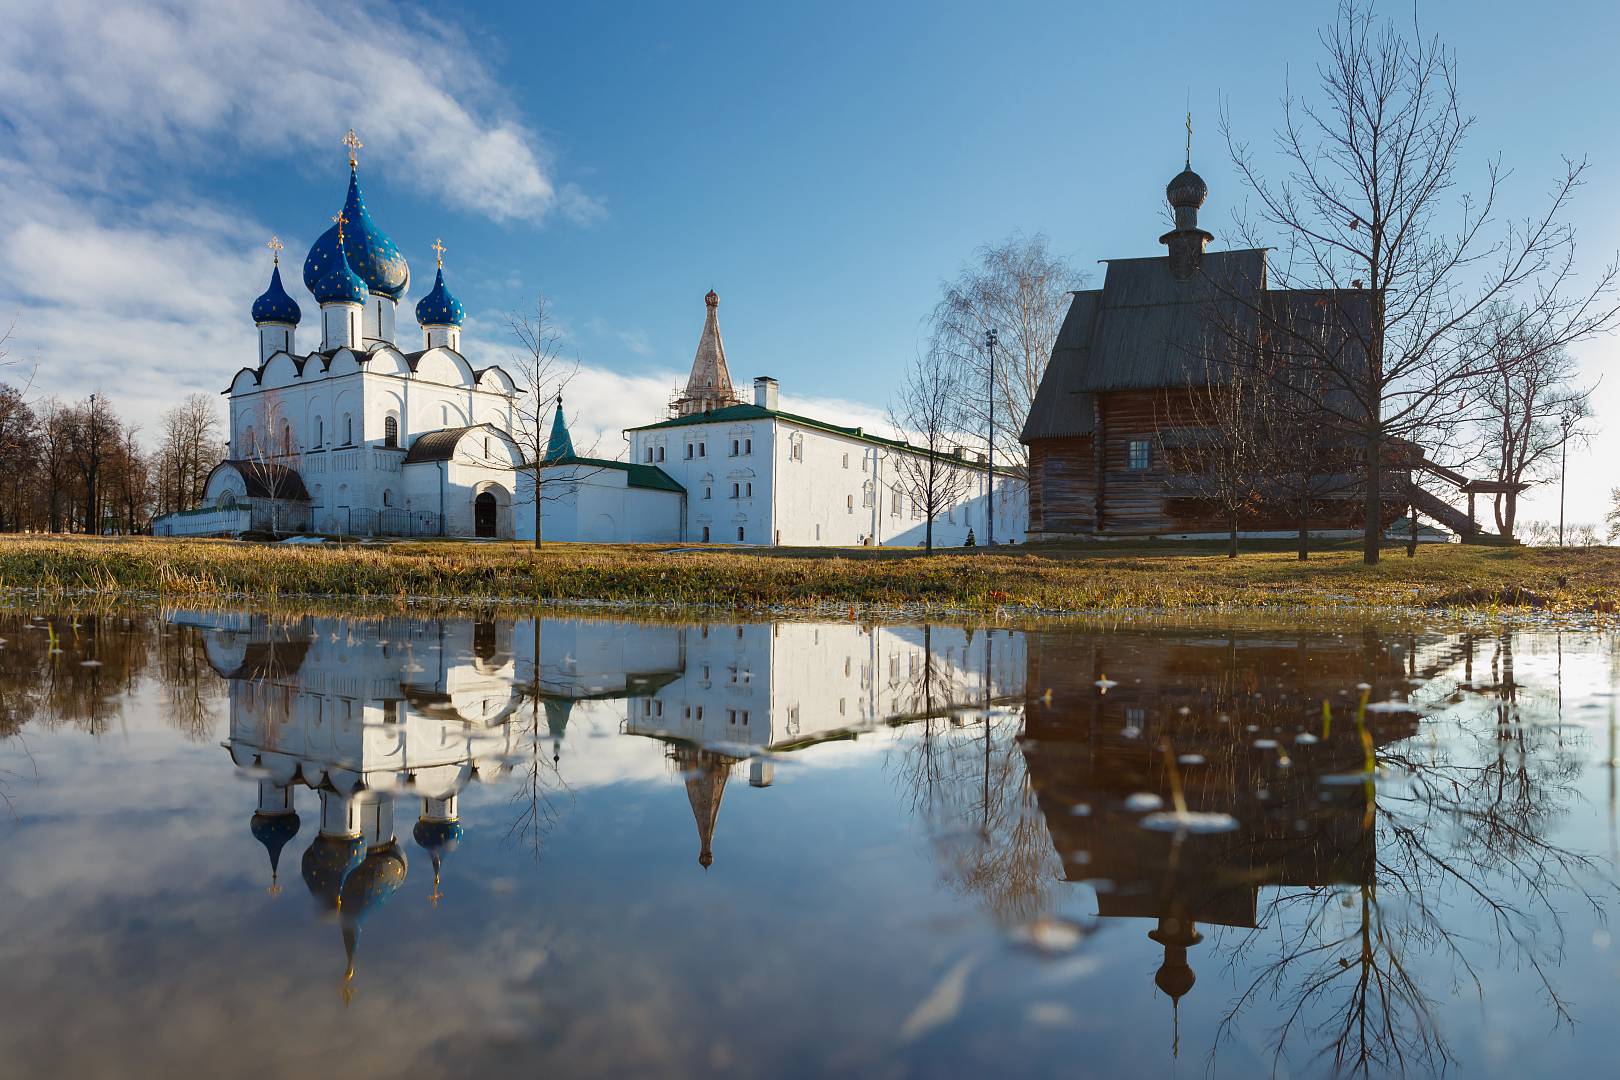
[1019,157,1397,540]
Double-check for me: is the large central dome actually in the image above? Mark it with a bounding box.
[303,169,410,302]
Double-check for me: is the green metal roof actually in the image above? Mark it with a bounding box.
[547,455,686,494]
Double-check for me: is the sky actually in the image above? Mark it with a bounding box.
[1,0,1617,529]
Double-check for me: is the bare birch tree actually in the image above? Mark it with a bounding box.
[929,233,1084,471]
[888,348,974,551]
[1472,306,1593,537]
[507,293,578,549]
[1223,0,1620,564]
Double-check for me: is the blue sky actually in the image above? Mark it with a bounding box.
[3,0,1617,526]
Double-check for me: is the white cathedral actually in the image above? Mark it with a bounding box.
[154,133,1025,546]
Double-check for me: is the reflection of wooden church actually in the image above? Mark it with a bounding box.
[1019,628,1421,1032]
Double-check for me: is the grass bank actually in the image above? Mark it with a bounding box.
[0,534,1615,615]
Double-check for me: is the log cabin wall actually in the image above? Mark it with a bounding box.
[1028,437,1094,536]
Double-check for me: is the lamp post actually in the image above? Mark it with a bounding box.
[1559,412,1576,547]
[984,328,997,547]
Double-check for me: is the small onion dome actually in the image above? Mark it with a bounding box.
[250,810,302,889]
[414,267,466,327]
[302,170,410,301]
[251,265,302,326]
[311,244,369,306]
[301,832,366,911]
[1166,167,1208,210]
[413,817,464,857]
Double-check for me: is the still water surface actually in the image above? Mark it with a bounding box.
[0,610,1616,1078]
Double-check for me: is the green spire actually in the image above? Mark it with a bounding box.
[545,395,574,462]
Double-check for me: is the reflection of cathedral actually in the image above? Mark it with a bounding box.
[191,612,1024,987]
[1019,628,1422,1041]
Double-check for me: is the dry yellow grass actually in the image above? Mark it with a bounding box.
[0,533,1613,614]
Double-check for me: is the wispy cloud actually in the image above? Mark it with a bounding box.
[0,0,589,224]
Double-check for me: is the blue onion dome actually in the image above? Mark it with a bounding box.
[301,832,366,911]
[302,170,410,301]
[413,818,464,857]
[338,841,409,993]
[250,810,302,889]
[415,268,466,327]
[312,243,370,306]
[251,265,302,325]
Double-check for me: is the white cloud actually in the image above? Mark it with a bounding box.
[0,0,586,225]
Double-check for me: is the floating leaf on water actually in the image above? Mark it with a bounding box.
[1139,810,1240,834]
[1120,726,1142,740]
[1253,738,1278,749]
[1094,676,1118,691]
[1014,916,1089,954]
[1068,802,1091,816]
[1124,792,1164,812]
[79,660,101,667]
[1177,754,1206,765]
[1176,706,1190,717]
[1365,700,1414,713]
[1320,770,1377,786]
[1294,732,1319,744]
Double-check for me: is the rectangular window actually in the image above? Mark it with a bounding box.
[645,447,653,463]
[744,482,752,497]
[702,526,710,542]
[891,489,902,516]
[1127,439,1151,471]
[745,438,752,454]
[686,444,693,459]
[842,453,849,469]
[703,486,712,500]
[731,482,740,499]
[699,442,706,457]
[731,439,739,456]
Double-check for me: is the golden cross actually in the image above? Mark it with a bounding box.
[266,235,283,265]
[332,211,347,244]
[342,127,363,168]
[1185,111,1193,169]
[431,237,446,268]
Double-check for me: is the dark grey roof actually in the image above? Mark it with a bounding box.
[402,423,512,464]
[1022,248,1371,442]
[211,460,310,501]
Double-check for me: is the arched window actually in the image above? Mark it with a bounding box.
[343,414,353,445]
[846,494,854,514]
[314,416,323,446]
[242,427,255,456]
[282,422,291,455]
[382,489,392,506]
[384,416,399,448]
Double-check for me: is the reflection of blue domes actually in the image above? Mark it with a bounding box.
[414,268,465,327]
[251,265,302,326]
[339,841,409,994]
[303,170,410,302]
[413,818,464,855]
[250,810,302,889]
[301,833,366,911]
[312,245,369,307]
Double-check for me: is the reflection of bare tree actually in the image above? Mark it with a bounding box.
[506,624,571,861]
[1217,652,1602,1078]
[153,621,224,742]
[891,627,1060,926]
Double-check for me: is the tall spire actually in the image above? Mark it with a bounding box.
[673,744,734,869]
[545,395,575,462]
[675,290,741,416]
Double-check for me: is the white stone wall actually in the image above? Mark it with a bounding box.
[627,415,1027,547]
[226,342,518,535]
[516,463,684,544]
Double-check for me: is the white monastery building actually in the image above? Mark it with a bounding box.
[154,132,1025,547]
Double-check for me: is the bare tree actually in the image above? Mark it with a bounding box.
[0,386,38,531]
[888,349,975,551]
[157,393,222,515]
[1162,357,1268,558]
[1473,306,1593,537]
[929,233,1085,471]
[507,293,579,549]
[1223,0,1620,564]
[1605,490,1620,544]
[240,390,299,535]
